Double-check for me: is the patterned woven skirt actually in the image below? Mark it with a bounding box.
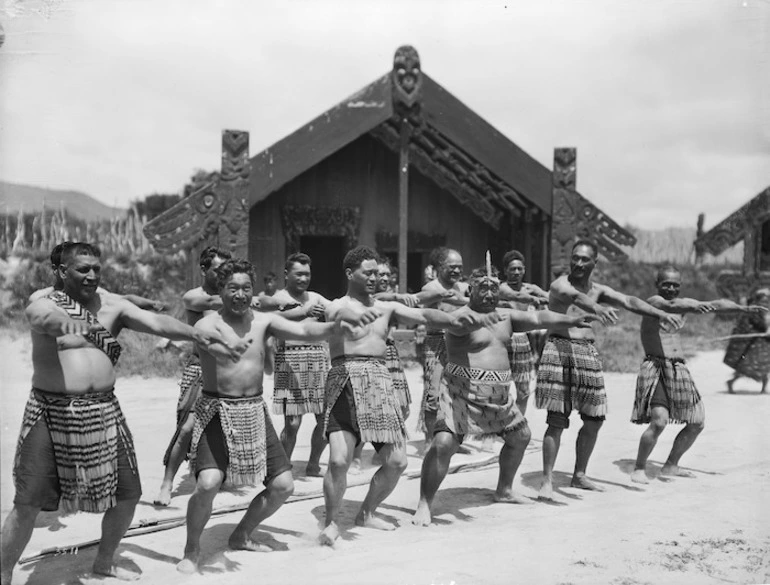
[14,388,137,514]
[162,356,203,465]
[535,336,607,417]
[419,333,446,430]
[724,316,770,381]
[438,363,526,436]
[507,332,536,396]
[273,343,329,415]
[386,338,411,416]
[189,393,268,488]
[323,356,406,445]
[631,356,705,425]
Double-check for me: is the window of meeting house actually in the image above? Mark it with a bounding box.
[760,219,770,272]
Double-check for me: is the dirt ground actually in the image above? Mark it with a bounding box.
[1,332,769,585]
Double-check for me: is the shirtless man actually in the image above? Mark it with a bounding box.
[630,266,765,484]
[412,266,598,526]
[319,246,490,546]
[30,241,165,311]
[419,247,469,441]
[499,249,549,414]
[177,259,370,573]
[536,240,683,499]
[269,253,331,477]
[1,242,231,585]
[154,246,232,506]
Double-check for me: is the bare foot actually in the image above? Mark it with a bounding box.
[570,475,605,491]
[229,534,272,552]
[412,501,432,527]
[355,511,396,531]
[630,469,650,484]
[457,444,473,455]
[176,558,198,575]
[319,522,340,547]
[371,451,383,466]
[727,379,735,394]
[660,464,696,478]
[305,464,324,478]
[349,458,363,475]
[538,479,554,501]
[494,490,534,504]
[153,483,172,507]
[92,560,141,581]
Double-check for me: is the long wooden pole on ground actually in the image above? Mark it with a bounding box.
[398,118,410,293]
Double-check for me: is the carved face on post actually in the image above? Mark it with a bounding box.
[392,45,423,110]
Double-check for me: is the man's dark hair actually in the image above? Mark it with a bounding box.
[199,246,232,270]
[572,239,599,259]
[503,250,525,267]
[343,246,379,272]
[50,241,73,267]
[59,242,101,266]
[429,246,451,267]
[377,256,393,270]
[469,266,500,281]
[656,265,681,282]
[215,259,257,290]
[285,252,312,271]
[264,271,276,282]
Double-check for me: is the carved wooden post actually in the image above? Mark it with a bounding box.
[550,147,578,277]
[143,129,251,286]
[391,45,423,292]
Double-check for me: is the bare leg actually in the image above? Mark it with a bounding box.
[355,443,408,530]
[1,504,41,585]
[155,415,195,506]
[229,470,294,551]
[727,374,738,394]
[306,414,327,476]
[539,424,563,500]
[423,410,437,446]
[762,376,768,394]
[494,425,533,504]
[631,406,668,485]
[280,415,302,461]
[320,430,356,546]
[661,422,704,477]
[571,418,604,491]
[92,498,140,580]
[350,443,364,475]
[412,432,459,526]
[177,469,224,573]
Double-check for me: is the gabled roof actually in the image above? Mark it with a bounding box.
[695,185,770,256]
[247,56,552,229]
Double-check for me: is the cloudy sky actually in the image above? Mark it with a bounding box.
[0,0,768,230]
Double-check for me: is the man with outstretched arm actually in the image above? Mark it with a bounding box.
[536,240,683,500]
[177,259,371,573]
[630,266,766,484]
[154,246,232,506]
[267,253,332,477]
[419,247,469,443]
[1,242,233,585]
[319,246,493,546]
[412,265,598,526]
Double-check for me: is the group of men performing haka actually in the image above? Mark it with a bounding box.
[1,238,765,584]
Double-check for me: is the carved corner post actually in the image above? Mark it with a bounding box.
[550,147,577,278]
[218,130,251,260]
[392,45,423,292]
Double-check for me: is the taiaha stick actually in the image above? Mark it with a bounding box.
[709,332,770,343]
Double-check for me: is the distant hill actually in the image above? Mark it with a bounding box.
[0,181,126,222]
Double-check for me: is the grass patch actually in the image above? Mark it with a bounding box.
[115,330,190,378]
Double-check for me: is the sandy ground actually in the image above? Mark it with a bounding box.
[1,332,769,585]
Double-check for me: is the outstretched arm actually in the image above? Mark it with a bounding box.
[646,295,714,314]
[123,294,166,312]
[599,286,683,330]
[509,308,599,333]
[183,290,223,313]
[26,299,101,337]
[708,299,767,314]
[499,283,546,307]
[268,313,340,342]
[550,278,618,325]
